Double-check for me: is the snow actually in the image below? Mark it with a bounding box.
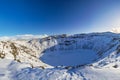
[9,66,120,80]
[0,32,120,80]
[40,49,97,66]
[0,59,30,80]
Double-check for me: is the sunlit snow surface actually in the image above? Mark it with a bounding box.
[0,32,120,80]
[40,49,97,66]
[1,59,120,80]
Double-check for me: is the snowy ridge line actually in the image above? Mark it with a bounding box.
[0,32,120,68]
[0,32,120,80]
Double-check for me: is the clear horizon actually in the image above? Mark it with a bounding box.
[0,0,120,36]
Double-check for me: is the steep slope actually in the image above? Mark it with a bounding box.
[0,32,120,68]
[0,40,50,68]
[0,32,120,80]
[25,32,120,68]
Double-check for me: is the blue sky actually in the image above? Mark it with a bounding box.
[0,0,120,36]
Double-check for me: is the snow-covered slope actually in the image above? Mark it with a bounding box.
[1,32,120,80]
[26,32,120,68]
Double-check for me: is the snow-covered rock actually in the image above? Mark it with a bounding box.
[1,32,120,80]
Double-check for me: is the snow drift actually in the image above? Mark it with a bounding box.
[0,32,120,80]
